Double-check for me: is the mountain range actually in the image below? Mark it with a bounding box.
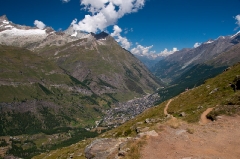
[0,15,162,158]
[33,53,240,159]
[150,30,240,102]
[0,14,240,159]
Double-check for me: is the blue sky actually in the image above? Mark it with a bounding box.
[0,0,240,56]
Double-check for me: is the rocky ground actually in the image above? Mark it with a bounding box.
[141,115,240,159]
[85,99,240,159]
[141,103,240,159]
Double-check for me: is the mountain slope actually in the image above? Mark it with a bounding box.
[37,32,162,101]
[33,61,240,159]
[152,32,240,102]
[152,33,240,83]
[0,16,162,158]
[0,45,105,132]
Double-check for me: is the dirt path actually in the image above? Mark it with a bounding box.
[164,99,172,116]
[199,108,213,125]
[141,115,240,159]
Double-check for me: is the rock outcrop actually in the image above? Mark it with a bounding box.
[85,138,129,159]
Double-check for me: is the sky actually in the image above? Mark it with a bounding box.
[0,0,240,57]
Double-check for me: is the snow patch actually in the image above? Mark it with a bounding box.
[0,28,46,36]
[71,31,77,37]
[204,40,214,44]
[4,25,14,28]
[231,31,240,38]
[2,20,9,24]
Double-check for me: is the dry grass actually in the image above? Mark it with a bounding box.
[124,136,147,159]
[166,117,182,129]
[186,127,195,134]
[32,139,93,159]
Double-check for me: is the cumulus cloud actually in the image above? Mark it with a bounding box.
[62,0,70,3]
[72,0,145,33]
[131,45,178,59]
[158,48,178,57]
[234,14,240,30]
[34,20,46,29]
[116,36,131,49]
[131,44,154,56]
[235,15,240,26]
[111,25,122,36]
[194,42,201,48]
[111,25,131,49]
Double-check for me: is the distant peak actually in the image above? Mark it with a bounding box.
[204,39,214,44]
[91,31,109,40]
[0,15,8,21]
[231,31,240,38]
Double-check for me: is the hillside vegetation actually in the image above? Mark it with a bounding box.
[33,62,240,159]
[0,33,162,158]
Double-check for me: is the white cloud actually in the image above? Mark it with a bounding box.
[194,42,201,48]
[34,20,46,29]
[111,25,122,37]
[131,44,154,56]
[157,48,178,57]
[116,36,131,49]
[235,14,240,27]
[72,0,145,33]
[62,0,70,3]
[131,45,178,59]
[111,25,131,49]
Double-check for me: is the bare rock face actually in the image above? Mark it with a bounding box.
[84,138,128,159]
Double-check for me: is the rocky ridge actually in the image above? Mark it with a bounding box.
[0,15,88,51]
[152,31,240,83]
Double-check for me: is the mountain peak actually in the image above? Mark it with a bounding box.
[0,15,8,21]
[91,31,109,40]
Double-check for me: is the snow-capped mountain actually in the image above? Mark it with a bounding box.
[0,15,90,50]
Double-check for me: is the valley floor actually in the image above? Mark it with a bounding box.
[141,115,240,159]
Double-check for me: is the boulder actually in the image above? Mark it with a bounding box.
[118,150,127,157]
[85,138,128,159]
[209,88,218,94]
[145,118,150,123]
[138,130,159,138]
[179,112,186,117]
[136,127,149,134]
